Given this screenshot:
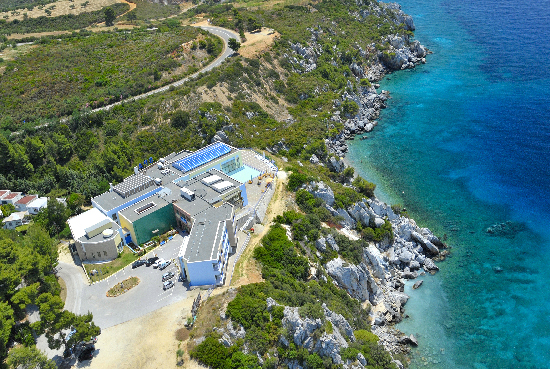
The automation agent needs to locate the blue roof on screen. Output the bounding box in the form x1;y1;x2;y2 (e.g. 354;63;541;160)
172;143;231;173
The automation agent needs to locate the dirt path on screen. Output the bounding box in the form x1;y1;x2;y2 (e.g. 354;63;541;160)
230;170;291;287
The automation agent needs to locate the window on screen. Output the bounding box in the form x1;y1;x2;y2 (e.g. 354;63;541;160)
112;214;117;220
98;252;101;258
103;251;108;256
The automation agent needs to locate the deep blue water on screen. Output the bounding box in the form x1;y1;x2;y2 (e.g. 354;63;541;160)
346;0;550;367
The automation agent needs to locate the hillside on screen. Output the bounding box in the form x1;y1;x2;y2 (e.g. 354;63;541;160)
0;0;432;367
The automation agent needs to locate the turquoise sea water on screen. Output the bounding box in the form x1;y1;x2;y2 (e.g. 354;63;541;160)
346;0;550;368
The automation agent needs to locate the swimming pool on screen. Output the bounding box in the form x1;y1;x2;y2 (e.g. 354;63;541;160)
227;165;261;183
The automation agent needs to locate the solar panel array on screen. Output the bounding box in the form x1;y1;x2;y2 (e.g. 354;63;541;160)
172;142;231;173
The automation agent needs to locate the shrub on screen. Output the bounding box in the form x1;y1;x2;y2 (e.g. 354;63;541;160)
352;176;376;198
287;172;310;191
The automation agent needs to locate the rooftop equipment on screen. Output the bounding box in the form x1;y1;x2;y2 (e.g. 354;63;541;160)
180;187;195;201
212;181;233;193
201;175;222;185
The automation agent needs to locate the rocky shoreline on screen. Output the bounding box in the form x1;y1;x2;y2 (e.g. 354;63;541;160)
217;3;439;367
281;2;440;362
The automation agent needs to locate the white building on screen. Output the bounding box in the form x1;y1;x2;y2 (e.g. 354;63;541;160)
14;195;38;211
2;211;29;230
67;208;123;262
177;204;235;286
26;197;48;215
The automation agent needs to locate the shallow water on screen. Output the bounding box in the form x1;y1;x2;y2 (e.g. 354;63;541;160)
346;0;550;367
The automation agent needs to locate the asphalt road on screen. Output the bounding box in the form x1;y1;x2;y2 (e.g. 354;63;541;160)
90;25;239;114
58;234;188;329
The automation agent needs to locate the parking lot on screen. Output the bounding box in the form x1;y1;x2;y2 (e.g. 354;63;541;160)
59;233;189;329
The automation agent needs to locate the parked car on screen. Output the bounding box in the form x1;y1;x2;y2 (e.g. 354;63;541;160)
146;256;159;266
162;271;174;281
152;258;165;268
77;345;94;362
159;260;171;270
163;280;174;290
132;260;146;269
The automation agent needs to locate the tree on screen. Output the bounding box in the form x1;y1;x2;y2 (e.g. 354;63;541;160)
171;110;190;129
352;176;376;198
0;302;15;359
6;346;56;369
66;193;85;215
35;199;70;236
1;203;15;217
341;100;359;117
104;7;115;27
24;136;45;167
228;38;241;53
127;10;137;22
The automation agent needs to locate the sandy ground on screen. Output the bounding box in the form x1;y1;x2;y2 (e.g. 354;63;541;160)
239;27;280;58
191;21;279;59
83;289;200;369
5;0;137;39
0;0;122;21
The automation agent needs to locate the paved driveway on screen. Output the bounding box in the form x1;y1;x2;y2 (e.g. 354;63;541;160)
58;234;188;329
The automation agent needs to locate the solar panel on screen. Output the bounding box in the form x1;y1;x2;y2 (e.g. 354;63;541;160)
172;143;231;173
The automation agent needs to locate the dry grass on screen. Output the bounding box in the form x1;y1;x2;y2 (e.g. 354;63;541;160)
0;0;121;21
106;276;140;297
175;327;190;341
187;288;237;352
58;276;67;304
230;171;291;287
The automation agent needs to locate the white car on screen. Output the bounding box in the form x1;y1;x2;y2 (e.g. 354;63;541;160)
159;260;171;270
152;258;165;268
163;280;174;290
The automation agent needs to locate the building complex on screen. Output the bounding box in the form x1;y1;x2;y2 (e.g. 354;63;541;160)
67;142;273;286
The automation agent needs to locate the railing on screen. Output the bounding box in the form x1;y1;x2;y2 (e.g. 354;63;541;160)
228;231;252;286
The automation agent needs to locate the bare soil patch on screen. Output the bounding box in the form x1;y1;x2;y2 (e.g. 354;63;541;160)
240;27;280;58
0;0;121;21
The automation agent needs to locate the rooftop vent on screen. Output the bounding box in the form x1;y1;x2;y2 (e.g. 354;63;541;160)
135;202;156;215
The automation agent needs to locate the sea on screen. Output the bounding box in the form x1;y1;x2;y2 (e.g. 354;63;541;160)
345;0;550;368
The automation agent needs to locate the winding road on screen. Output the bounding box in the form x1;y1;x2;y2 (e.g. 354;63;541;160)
90;25;239;113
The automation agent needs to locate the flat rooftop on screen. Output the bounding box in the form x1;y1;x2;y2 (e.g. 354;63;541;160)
174;169;242;205
68;208;113;240
93;184;162;213
78;223;119;243
182;203;233;263
118;194;174;223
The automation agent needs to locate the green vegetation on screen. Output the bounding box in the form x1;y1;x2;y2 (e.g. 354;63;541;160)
6;345;56;369
104;6;115;27
191;223;396;368
83;248;142;282
0;25;219;124
123;0;181;22
0;3;129;35
228;37;240;53
0;224;99;365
